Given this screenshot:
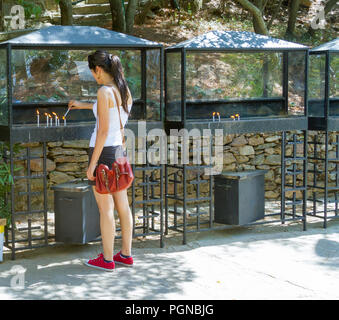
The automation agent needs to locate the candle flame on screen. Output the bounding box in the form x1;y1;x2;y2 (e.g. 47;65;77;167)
48;114;52;118
52;112;57;116
62;116;65;120
44;112;48;116
213;112;216;116
36;109;40;115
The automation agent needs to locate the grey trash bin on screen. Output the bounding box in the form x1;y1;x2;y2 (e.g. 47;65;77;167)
214;170;267;225
51;179;101;244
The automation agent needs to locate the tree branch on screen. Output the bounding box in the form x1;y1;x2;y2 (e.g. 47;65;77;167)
234;0;269;35
267;0;283;30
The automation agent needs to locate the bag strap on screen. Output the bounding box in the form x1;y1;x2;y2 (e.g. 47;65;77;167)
111;87;126;151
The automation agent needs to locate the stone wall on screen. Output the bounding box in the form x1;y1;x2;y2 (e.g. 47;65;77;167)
12;131;337;213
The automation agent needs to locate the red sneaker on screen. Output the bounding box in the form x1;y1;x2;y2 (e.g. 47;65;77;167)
83;253;115;272
113;251;134;267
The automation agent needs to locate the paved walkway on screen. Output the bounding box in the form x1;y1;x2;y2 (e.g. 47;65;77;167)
0;219;339;300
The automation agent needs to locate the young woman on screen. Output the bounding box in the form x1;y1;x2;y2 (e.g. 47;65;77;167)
68;50;133;271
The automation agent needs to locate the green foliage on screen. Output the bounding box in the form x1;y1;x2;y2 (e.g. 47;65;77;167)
0;143;23;227
17;0;43;20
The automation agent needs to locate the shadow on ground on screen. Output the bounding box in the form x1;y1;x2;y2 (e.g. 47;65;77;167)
0;242;195;299
1;218;339;299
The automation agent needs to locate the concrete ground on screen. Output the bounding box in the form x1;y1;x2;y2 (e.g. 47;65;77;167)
0;218;339;300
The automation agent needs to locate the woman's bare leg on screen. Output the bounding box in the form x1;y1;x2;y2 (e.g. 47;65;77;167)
112;189;133;256
92;186;115;261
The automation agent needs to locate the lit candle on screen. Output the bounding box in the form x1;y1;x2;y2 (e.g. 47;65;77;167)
52;112;58;126
57;116;59;126
63;116;66;126
235;114;240;120
44;113;49;126
48;114;53;126
231;115;235;121
212;112;215;122
36;109;40;127
217;112;220;122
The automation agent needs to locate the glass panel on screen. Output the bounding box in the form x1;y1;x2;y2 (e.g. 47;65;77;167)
308;53;326;117
12;49;141;102
11;49;142;124
330;53;339;98
329;53;339;116
186;52;283;100
166;52;181;121
146;49;161;121
288;51;306;116
184;51;284;119
0;48;8;126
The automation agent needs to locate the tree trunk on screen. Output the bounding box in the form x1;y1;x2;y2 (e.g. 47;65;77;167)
170;0;180;10
0;0;4;31
267;0;283;30
59;0;73;26
109;0;126;33
235;0;269;35
324;0;338;15
136;0;155;25
125;0;138;34
182;0;202;13
285;0;301;40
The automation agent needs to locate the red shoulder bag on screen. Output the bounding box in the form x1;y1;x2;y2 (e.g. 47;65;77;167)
95;88;134;194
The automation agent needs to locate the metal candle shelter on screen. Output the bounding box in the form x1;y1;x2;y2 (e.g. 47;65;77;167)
307;38;339;227
164;30;310;244
0;25;164;259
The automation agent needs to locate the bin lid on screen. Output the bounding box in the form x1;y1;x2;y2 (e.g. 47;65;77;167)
214;170;268;180
51;179;91;192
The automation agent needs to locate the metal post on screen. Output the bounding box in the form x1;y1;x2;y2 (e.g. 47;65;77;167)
183;164;187;245
160;163;164;248
160;47;164;122
164;160;168;236
281;131;286;224
141;49;147;120
43;142;48;245
324;131;329;228
131;163;136;238
324;51;330;120
283;52;289;115
181;48;186;126
302;130;308;231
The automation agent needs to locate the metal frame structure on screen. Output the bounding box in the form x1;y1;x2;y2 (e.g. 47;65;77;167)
164;31;309;244
307;38;339;228
0;26;164;259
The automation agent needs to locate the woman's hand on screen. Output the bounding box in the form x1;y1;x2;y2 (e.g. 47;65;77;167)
87;163;96;181
68;100;82;110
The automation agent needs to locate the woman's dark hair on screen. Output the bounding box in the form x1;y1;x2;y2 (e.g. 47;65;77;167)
88;50;131;114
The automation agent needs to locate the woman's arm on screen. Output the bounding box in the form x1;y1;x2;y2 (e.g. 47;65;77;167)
87;87;110;180
68;100;94;110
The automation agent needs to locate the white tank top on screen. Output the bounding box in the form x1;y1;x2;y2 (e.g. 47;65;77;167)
89;86;133;147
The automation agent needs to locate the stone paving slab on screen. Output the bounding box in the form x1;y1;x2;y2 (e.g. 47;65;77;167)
0;219;339;300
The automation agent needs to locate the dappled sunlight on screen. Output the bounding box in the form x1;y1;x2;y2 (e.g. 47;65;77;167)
3;25;161;47
169;30;309;50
